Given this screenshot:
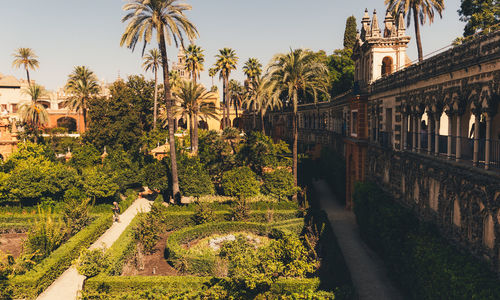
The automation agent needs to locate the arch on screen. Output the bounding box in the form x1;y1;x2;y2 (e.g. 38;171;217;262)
38;100;50;109
57;117;77;132
178;118;187;130
232;117;241;129
381;56;393;76
198;120;208;130
453;199;461;227
484;214;495;249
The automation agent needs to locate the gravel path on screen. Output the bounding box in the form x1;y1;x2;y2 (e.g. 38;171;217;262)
313;180;404;300
36;197;152;300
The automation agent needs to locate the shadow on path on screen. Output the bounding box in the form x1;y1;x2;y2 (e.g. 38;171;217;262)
313;180;403;300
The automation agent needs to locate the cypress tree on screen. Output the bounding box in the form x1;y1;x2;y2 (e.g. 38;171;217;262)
343;16;357;49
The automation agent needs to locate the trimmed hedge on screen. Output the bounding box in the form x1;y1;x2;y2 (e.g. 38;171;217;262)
353;182;500;300
166;221;272;275
105;215;142;276
83;275;328;297
9;213;113;299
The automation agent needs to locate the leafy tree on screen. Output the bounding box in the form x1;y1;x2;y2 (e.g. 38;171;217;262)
103;148;141;192
343;16;357;49
385;0;444;62
141;159;169;194
84;80;143;152
222;166;260;199
198;130;235;187
70;144;101;171
82;167;119;201
143;49;162;129
121;0;199;200
178;156;214;197
12;48;39;87
459;0;500;36
327;49;355;97
243;58;262;81
262;169;300;201
2;141;54;172
126;75;155;133
237;131;291;175
19;84;49;140
192;202;215;224
267;49;329;191
214;48;238;129
64;66;100;130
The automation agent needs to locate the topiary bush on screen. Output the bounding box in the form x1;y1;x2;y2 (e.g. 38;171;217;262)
76;248;110;278
192;202;215;225
262;168;300;201
222;167;260;199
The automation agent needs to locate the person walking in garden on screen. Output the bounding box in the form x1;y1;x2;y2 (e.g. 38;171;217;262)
112;202;120;222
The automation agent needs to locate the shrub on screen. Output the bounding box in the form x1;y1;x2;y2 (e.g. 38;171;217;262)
76;248;110;277
24;208;65;263
262;168;300;201
134;203;167;254
192;202;215;225
69;144;101;170
353;182;500;300
222;167;260;199
82;167;120;201
2;142;55;172
140;160;168;194
178;157;214;197
229;200;250;221
62;188;92;237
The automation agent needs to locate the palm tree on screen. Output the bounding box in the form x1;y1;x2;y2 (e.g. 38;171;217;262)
244;75;282;134
228;79;243;120
243;58;262;82
169;70;182;92
385;0;444;62
64;66;100;131
143;49;162;129
20;84;49;141
214;48;238;129
184;44;205;84
121;0;198;200
208;67;217;87
12;48;39;87
267;49;329;190
169;80;217;153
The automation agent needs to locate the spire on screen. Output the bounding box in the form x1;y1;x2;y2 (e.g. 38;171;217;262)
398;12;406;36
360;8;371;40
384;11;395;37
371;9;381;37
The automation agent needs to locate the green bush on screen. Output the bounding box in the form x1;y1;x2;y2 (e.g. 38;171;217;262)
178;156;214;197
76;248;110;277
222;167;260;199
353;182;500;300
140;160;168;194
262;168;300;201
105;216;141;276
192;202;215;225
134;203;167;254
62;189;92;237
69;144;101;171
24;208;65;263
10;213;112;299
229;200;250;221
82;167;119;201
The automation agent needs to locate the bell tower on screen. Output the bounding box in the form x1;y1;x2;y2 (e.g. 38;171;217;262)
353;9;411;91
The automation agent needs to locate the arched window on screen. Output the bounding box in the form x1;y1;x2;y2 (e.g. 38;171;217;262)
381;56;393;76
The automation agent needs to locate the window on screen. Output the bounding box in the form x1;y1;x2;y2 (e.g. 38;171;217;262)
381;56;393;76
11;104;17;113
351;110;358;137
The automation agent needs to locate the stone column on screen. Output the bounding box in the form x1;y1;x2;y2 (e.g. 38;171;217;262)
402;114;407;150
473;113;480;167
456;114;462;162
485;114;491;170
427;114;432;154
417;115;423;152
435;116;441;156
412;115;417;152
447;113;453;159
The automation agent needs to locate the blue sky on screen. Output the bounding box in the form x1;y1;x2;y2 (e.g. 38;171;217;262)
0;0;464;91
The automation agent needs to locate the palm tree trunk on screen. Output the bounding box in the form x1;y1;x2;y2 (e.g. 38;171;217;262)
222;77;228;129
158;28;180;201
253;103;257;130
260;110;265;135
225;77;230;128
25;68;31;88
292;92;298;199
193;110;199;154
413;7;424;62
189;112;194;152
83;108;87;132
153;70;158;130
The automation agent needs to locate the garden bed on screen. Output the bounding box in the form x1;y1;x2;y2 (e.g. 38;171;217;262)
0;232;27;258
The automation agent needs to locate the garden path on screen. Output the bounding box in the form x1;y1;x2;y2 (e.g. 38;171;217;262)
313;180;404;300
36;197;152;300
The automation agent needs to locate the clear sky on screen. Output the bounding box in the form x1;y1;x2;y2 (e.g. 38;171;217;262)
0;0;464;91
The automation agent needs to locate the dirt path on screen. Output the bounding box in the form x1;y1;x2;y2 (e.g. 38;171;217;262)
36;197;152;300
313;180;404;300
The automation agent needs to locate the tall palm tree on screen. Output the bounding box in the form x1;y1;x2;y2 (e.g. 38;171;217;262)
184;44;205;84
64;66;100;131
143;49;162;129
20;84;49;141
208;67;217;88
243;58;262;82
12;48;39;87
169;70;182;92
267;49;329;189
121;0;198;200
228;79;243;120
244;75;282;134
214;48;238;129
385;0;444;62
168;80;217;153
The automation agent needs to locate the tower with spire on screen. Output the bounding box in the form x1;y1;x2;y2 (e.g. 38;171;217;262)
353;9;411;91
171;46;190;81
